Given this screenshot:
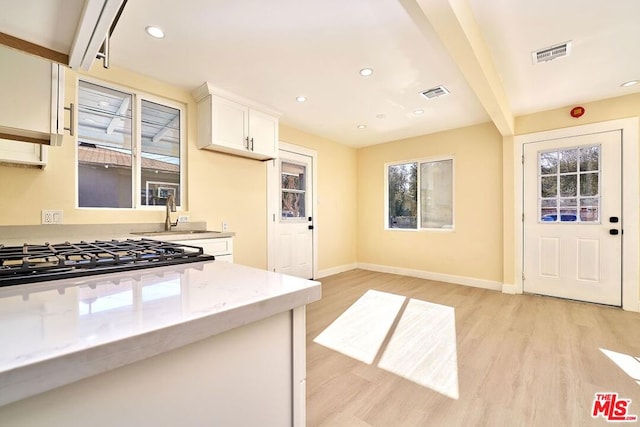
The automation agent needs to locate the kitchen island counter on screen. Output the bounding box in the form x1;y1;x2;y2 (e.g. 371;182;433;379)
0;260;320;426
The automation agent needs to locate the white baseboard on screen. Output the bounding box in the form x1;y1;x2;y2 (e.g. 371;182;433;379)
316;263;358;279
623;299;640;312
357;263;503;291
501;283;519;294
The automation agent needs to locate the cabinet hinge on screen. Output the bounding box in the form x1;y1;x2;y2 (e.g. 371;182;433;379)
522;213;525;222
522;273;526;281
272;213;276;222
521;155;525;164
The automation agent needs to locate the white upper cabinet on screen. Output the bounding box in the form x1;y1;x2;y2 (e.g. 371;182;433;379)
248;108;278;158
193;83;280;160
0;45;65;148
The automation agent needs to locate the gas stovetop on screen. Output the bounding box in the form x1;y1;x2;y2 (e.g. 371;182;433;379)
0;239;215;287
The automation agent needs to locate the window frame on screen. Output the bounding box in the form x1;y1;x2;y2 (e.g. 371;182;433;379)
75;77;186;211
384;155;455;232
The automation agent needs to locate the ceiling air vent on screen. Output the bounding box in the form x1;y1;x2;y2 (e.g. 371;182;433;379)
420;85;450;100
532;41;572;64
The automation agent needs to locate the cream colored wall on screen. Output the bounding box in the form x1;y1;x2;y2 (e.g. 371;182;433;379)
279;124;358;272
516;93;640;135
501;135;515;285
356;122;504;283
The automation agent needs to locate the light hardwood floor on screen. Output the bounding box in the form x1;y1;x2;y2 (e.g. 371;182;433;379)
306;269;640;426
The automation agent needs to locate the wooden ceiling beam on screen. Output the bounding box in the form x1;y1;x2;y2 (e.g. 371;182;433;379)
0;32;68;65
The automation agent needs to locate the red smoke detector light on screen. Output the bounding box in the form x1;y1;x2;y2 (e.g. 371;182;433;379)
570;106;585;118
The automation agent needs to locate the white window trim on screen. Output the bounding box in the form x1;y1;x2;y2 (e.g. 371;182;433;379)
384;154;455;232
75;77;187;211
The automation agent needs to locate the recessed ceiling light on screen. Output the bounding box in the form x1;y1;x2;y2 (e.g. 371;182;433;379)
413;109;425;115
359;68;373;77
296;95;307;102
621;80;639;88
357;124;367;129
376;113;386;119
145;26;165;39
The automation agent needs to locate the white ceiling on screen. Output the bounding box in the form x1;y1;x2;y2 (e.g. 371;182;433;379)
1;0;640;148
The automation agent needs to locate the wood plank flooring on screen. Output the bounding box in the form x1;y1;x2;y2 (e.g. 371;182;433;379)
306;269;640;426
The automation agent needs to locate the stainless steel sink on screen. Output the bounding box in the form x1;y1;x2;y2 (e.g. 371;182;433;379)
131;230;220;237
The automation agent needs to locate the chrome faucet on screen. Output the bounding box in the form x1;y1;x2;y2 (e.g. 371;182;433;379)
165;194;179;231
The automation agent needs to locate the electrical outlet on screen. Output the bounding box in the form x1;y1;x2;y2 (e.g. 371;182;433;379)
178;215;189;223
222;221;228;231
41;210;63;225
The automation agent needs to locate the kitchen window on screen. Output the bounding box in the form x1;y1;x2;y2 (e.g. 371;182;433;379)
77;80;184;209
385;157;454;230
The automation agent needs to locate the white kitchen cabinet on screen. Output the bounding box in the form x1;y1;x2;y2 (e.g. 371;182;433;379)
0;46;65;150
175;237;234;263
0;140;47;167
193;83;279;160
248;107;279;157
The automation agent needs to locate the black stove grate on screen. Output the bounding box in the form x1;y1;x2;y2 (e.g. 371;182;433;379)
0;239;215;287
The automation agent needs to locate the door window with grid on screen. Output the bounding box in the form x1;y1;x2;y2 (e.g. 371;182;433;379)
538;145;600;223
281;161;306;219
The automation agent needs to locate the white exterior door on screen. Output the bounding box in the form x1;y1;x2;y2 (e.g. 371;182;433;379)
273;149;314;279
523;130;622;306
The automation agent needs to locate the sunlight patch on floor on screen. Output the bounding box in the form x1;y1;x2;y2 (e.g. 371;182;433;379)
378;298;459;399
313;290;405;364
314;290;459;399
600;348;640;386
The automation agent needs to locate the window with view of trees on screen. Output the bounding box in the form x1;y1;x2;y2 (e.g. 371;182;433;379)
386;157;454;230
77;80;183;209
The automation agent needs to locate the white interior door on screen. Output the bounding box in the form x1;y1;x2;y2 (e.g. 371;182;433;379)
273;150;314;279
523;130;622;306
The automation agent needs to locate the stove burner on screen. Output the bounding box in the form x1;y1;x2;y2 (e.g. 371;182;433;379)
0;239;215;287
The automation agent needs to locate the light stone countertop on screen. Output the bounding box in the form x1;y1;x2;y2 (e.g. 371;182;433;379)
0;222;235;246
0;261;321;407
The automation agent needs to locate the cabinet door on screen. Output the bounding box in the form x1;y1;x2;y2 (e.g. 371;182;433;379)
212;96;249;151
174;238;233;262
0;46;63;145
0;140;47;166
249;109;278;159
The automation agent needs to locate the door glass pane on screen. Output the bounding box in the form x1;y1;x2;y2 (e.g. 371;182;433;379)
140;100;181;206
540;199;557;221
281;162;306;219
77;81;133;208
559;149;578;173
560;175;577;197
559;198;577;222
580;173;598;197
388;163;417;229
540;151;558;175
580;198;599;221
541;176;557;197
580;146;599;171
